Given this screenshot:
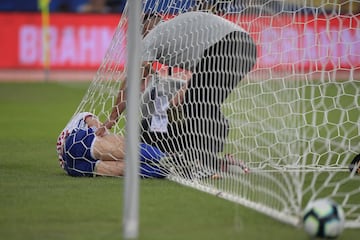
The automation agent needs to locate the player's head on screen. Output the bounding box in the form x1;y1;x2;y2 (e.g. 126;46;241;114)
349;153;360;174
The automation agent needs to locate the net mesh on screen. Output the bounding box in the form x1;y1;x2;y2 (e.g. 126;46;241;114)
69;0;360;228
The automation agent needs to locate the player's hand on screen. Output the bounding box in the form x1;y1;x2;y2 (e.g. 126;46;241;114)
95;125;108;137
95;120;115;137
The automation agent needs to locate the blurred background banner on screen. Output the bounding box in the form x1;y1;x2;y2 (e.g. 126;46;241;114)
0;13;120;70
0;12;359;71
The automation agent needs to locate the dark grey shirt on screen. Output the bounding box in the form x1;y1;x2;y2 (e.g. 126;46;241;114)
142;11;246;70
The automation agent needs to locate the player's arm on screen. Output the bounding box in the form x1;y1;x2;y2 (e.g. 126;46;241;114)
95;81;127;136
169;80;189;107
96;61;153;136
168;68;192;107
105;81;127;129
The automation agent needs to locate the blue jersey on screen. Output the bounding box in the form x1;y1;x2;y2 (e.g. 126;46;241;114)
62;127;98;177
63;137;168;178
58;113;168;178
56;112;95;170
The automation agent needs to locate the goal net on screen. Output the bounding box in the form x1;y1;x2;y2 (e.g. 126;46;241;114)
72;0;360;228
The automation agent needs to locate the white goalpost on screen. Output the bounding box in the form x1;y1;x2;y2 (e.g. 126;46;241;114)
123;1;142;239
72;0;360;232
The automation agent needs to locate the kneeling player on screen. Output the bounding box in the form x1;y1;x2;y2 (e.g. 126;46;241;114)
56;112;168;178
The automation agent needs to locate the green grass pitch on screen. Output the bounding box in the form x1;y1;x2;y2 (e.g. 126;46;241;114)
0;82;359;240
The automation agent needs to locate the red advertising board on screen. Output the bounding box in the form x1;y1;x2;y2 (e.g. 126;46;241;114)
0;12;359;71
0;13;119;69
229;14;360;71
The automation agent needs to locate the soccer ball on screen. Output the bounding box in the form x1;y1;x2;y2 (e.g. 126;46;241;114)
302;198;345;239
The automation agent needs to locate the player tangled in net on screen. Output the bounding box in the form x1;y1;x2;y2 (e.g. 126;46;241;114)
95;10;257;179
56;112;169;178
